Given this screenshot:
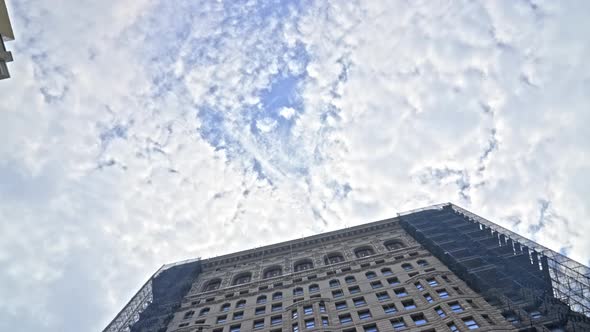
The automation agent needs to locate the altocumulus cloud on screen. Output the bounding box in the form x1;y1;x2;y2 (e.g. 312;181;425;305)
0;0;589;331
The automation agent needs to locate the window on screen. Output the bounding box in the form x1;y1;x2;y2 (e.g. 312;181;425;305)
303;305;313;315
354;297;367;307
183;310;195;319
199;308;210;316
365;271;377;279
272;303;282;312
293;287;304;296
462;317;479;330
394;288;408;297
345;276;357;284
229;325;241;332
358;309;372;320
349;286;361;294
402;300;416;310
529;310;542;319
339;314;353;324
294;259;314;272
292;323;299;332
292;310;298;319
417;260;429;267
233;273;252;285
371;281;383;289
233;311;244;320
388;277;400;286
255;306;265;315
424;293;434;303
305;318;315;329
257;295;267;304
203;279;222;291
325;253;345;264
272;292;283;301
412;313;427;326
383;303;398;314
415;282;424;291
217;315;227;324
319;302;326;313
178;323;189;328
330;279;341;287
448;322;458;332
453;286;464;295
376;292;390;301
385;240;405;250
271;315;282;326
426;278;438;287
481;314;495;325
401;263;413;271
321;316;329;326
355;247;375;258
253;319;264;329
336;301;348;310
449;302;463;313
332;289;344;298
391;318;407;330
435;306;446;318
364;324;378;332
264;266;282;278
503;311;519;324
220;303;230;312
309;284;319;293
381;268;393;276
236;300;246;309
437;289;449;298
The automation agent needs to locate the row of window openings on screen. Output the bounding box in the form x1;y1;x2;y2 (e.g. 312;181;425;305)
187;276;448;318
203;240;419;290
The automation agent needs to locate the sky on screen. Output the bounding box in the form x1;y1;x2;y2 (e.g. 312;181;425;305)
0;0;589;331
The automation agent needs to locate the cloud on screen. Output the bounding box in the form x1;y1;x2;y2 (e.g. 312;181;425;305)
0;1;589;331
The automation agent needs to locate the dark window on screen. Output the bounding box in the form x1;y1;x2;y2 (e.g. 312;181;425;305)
462;317;479;330
345;276;356;284
220;304;230;312
349;286;361;294
381;268;393;276
229;325;241;332
401;263;413;271
417;260;429;267
394;288;408;297
354;297;367;307
371;281;383;289
366;271;377;279
293;287;304;296
412;313;427;325
383;303;397;314
183;310;195;319
204;279;222;291
257;295;267;304
402;300;416;310
264;266;282;278
233;311;244;320
336;301;348;310
294;259;314;272
319;302;326;313
325;253;345;264
236;300;246;309
376;292;390;301
255;306;265;315
309;284;320;293
388;277;400;286
364;324;378;332
391;318;406;330
415;282;424;291
199;308;210;316
355;247;375;258
358;309;372;320
272;292;283;301
330;279;341;288
332;289;344;298
271;303;282;312
385;240;405;251
217;315;227;324
271;315;282;326
253;319;264;329
339;314;353;324
233;273;252;285
481;314;495;325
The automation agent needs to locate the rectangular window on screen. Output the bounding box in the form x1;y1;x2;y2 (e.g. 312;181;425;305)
448;323;458;332
272;303;282;312
424;293;434;303
339;314;353;324
449;302;463;313
332;290;344;298
415;282;424;291
412;313;427;326
383;303;397;314
309;285;319;292
217;315;227;324
336;301;348;310
364;324;378;332
376;292;390;301
354;297;367;307
437;289;449;298
391;318;406;330
453;286;464;295
305;318;315;329
321;316;329;326
229;325;241;332
358;309;372;320
388;277;400;286
319;302;326;313
253;319;264;330
394;288;408;297
292;310;298;319
462;317;479;330
402;300;416;310
482;314;495;325
349;286;361;294
427;278;438;287
271;316;282;326
255;307;265;315
371;281;383;289
292;324;299;332
303;306;313;315
435;307;446;318
233;312;244;320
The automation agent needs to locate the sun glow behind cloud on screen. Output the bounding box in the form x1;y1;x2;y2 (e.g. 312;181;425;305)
0;0;589;331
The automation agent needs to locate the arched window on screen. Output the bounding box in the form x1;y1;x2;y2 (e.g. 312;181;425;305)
199;307;210;316
257;295;267;304
183;310;195;319
236;300;246;308
384;240;405;251
220;303;230;312
345;276;356;284
365;271;377;279
203;278;222;292
329;279;341;288
309;284;320;293
417;259;429;267
263;265;282;279
354;246;375;258
324;253;345;265
294;259;314;272
402;263;413;271
272;292;283;301
232;272;252;285
293;287;304;296
381;268;393;276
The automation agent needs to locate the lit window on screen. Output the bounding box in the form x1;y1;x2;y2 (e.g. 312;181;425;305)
426;278;438;287
257;295;267;304
395;288;408;297
271;316;282;326
424;293;434;303
336;301;348;310
354;297;367;307
437;289;449;298
383;303;397;314
303;306;313;315
339;314;353;324
272;292;283;301
463;318;479;330
330;279;341;287
435;307;446;318
349;286;361;294
371;281;383;289
366;271;377;279
358;309;372;320
381;268;393;276
415;282;424;291
448;323;458;332
305;319;315;329
388;277;400;286
391;318;407;330
376;292;390;301
309;284;320;293
402;300;416;310
412;313;427;326
449;302;463;313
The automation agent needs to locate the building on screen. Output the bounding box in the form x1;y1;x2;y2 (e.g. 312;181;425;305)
0;0;14;80
104;203;590;332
